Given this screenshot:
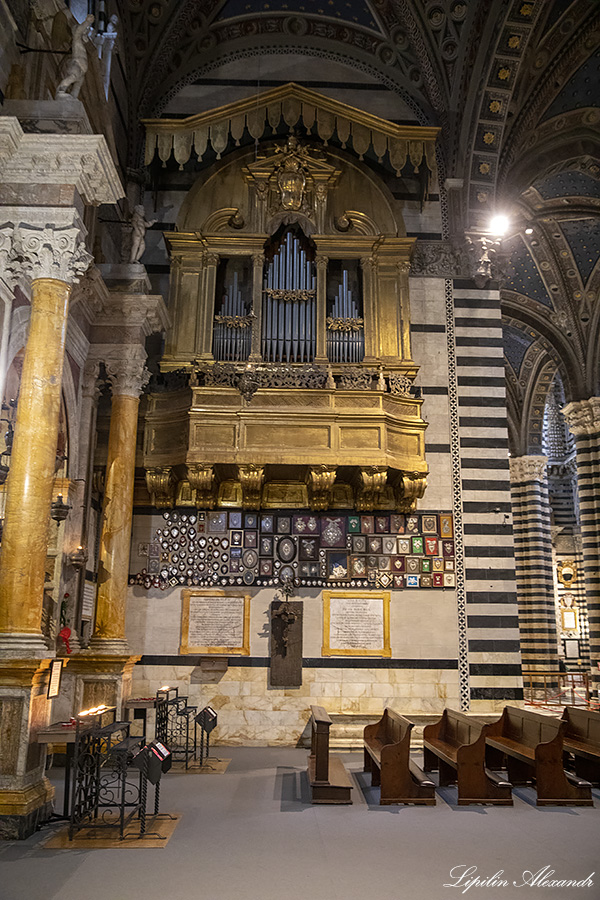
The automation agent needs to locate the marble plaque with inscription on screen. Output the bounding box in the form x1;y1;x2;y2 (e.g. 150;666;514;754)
322;591;391;657
180;590;250;654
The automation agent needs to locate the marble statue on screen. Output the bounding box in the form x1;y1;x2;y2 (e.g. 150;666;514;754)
92;14;118;99
55;14;95;100
129;205;157;264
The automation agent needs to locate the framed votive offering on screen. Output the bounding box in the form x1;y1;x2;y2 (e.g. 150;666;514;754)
230;547;242;559
433;557;444;572
368;536;382;553
421;558;431;574
443;572;456;587
406;556;420;574
260;514;274;532
244;530;258;548
348;515;361;533
421;515;438;535
259;535;273;557
207;511;227;533
299;537;319;560
327;550;349;581
391;556;406;573
439;514;453;538
411;535;424;555
442;540;455;557
444;559;455;571
322;590;391;657
378;556;391;571
375;516;389;534
397;538;411;555
228;511;242;529
382;536;397;554
421;574;433;588
379;572;392;588
406;574;419;587
360;515;374;533
424;537;439;556
352;534;367;554
245;513;258;529
350;556;367;577
393;574;404;589
321;516;346;547
231;530;243;546
367;570;377;583
433;573;443;587
259;559;273;576
230;559;241;573
406;515;420;533
277;515;291;533
390;514;405;533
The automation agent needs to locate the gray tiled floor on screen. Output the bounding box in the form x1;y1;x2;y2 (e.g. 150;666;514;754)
1;747;598;900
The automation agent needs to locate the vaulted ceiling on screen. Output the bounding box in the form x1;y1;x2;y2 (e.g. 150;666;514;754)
115;0;600;408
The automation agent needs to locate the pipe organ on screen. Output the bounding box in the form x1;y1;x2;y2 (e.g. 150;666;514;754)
149;124;431;512
262;231;316;363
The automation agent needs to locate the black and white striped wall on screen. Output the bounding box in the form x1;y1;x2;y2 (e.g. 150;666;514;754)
509;456;559;685
451;279;522;710
563;397;600;695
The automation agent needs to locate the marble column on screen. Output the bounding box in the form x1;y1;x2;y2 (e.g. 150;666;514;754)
0;221;91;654
0;220;91;840
563;398;600;696
509;456;559;685
90;354;149;654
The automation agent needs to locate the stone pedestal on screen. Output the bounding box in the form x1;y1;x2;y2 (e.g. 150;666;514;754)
0;660;56;840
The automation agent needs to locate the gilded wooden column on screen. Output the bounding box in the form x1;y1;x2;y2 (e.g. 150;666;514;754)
397;259;413;362
197;251;219;360
0;222;91;655
249;251;264;361
360;255;378;363
315;255;328;363
90;355;149;653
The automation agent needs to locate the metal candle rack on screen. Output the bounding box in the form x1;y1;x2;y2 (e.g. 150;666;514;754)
155;687;199;769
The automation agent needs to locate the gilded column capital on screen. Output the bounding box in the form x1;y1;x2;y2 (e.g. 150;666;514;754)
562;397;600;436
105;354;150;399
396;260;411;276
252;251;264;267
204;251;220;268
316;255;329;271
360;255;376;271
0;222;92;285
509;455;548;484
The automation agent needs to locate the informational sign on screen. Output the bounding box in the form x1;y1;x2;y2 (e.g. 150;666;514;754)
322;590;391;657
47;658;64;699
180;590;250;655
81;582;95;620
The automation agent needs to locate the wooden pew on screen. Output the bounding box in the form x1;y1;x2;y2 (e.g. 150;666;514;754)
485;706;593;806
423;708;512;805
363;708;435;805
561;706;600;784
307;705;353;804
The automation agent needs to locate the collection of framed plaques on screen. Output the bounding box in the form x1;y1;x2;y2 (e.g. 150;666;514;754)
132;509;456;592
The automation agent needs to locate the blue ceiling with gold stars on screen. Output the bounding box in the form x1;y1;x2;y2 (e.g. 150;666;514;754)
560;219;600;284
541;49;600;122
535;171;600;200
503;323;534;375
504;236;553;308
218;0;380;30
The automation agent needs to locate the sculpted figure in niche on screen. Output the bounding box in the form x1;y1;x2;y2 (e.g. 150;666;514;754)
276;134;309;211
129;205;157;264
55;14;95;99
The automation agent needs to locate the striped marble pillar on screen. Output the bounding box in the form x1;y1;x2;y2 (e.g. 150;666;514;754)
563;398;600;697
509;456;559;686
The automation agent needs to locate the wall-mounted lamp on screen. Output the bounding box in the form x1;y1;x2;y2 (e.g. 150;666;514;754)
68;545;88;569
50;494;71;523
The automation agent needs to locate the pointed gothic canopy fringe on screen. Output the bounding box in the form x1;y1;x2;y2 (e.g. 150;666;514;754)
142;83;440;186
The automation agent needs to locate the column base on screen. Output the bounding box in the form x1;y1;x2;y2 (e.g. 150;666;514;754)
0;779;55;841
87;637;130;656
0;633;53;658
53;651;141;720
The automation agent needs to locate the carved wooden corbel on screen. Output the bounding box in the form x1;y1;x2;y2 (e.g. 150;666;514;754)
238;464;265;509
187;463;217;509
395;471;427;512
145;465;176;509
355;466;387;511
306;465;337;511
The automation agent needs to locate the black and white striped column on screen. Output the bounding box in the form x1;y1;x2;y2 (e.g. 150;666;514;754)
562;398;600;696
509;456;559;685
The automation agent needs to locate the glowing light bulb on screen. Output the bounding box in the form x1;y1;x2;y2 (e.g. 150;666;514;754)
525;227;533;235
489;215;509;236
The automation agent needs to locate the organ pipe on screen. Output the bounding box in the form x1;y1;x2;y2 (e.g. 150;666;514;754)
262;232;316;363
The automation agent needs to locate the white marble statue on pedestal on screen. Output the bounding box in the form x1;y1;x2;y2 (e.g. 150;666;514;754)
129;205;157;264
55;14;94;100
